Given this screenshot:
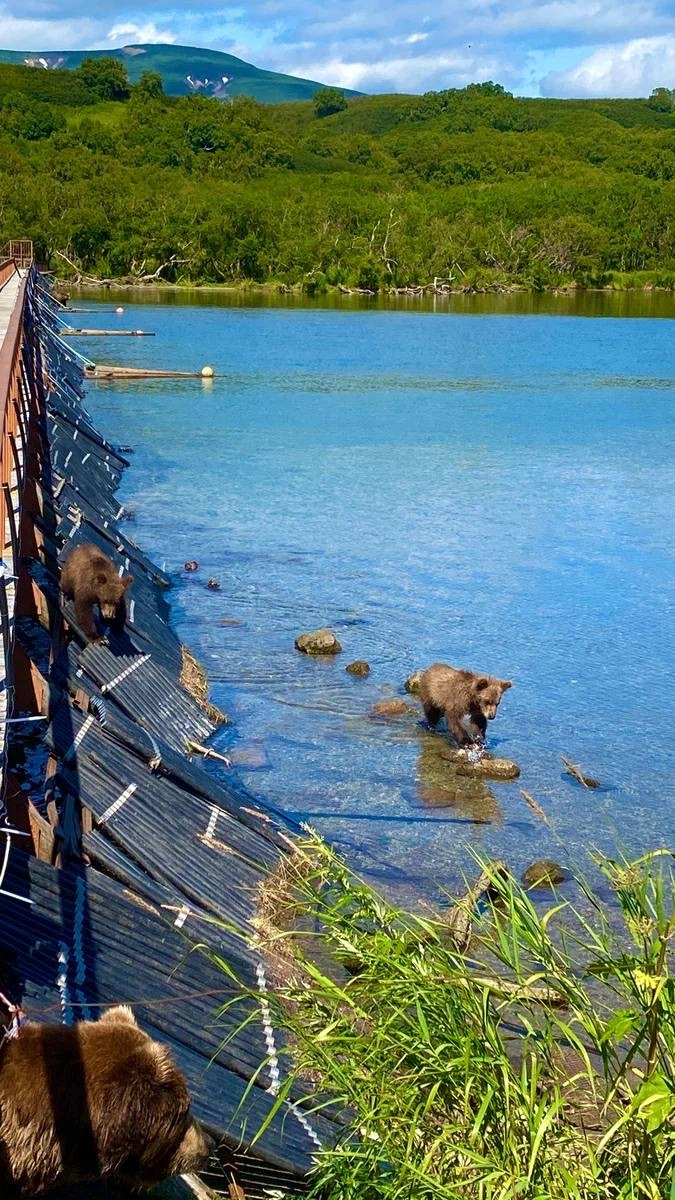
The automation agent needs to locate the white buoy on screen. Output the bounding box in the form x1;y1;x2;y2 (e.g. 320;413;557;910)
115;306;124;314
201;365;214;378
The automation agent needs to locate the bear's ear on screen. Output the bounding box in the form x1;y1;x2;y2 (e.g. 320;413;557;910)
144;1039;177;1084
474;677;491;692
500;680;512;692
99;1005;138;1027
121;575;133;591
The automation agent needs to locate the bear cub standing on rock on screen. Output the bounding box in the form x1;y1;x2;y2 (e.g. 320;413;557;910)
61;543;132;642
419;662;512;747
0;1005;212;1197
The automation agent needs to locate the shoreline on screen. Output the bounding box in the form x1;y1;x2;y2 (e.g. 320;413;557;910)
59;277;675;299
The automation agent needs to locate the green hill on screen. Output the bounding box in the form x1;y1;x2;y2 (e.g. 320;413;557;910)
1;76;675;291
0;42;360;104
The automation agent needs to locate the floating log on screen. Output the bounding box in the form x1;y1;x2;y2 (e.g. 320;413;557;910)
85;364;210;380
64;328;155;336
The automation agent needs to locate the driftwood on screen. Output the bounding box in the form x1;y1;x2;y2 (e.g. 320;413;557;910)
85;365;206;380
561;756;600;789
444;861;509;950
453;973;568;1007
520;789;549;824
64;328;155;337
186;739;232;768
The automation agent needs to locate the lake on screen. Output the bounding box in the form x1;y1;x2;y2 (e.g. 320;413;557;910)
76;289;675;907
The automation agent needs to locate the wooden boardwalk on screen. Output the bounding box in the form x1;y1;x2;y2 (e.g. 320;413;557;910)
0;269;22;337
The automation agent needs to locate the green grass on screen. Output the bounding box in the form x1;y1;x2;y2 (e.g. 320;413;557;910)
208;838;674;1199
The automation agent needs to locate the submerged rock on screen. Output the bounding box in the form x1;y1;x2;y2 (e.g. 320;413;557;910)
455;756;520;781
522;859;566;889
184;561;199;572
369;698;415;719
404;670;423;695
295;628;342;655
207;578;221;590
346;660;370;676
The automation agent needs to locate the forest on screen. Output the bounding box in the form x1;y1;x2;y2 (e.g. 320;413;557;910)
2;57;675;291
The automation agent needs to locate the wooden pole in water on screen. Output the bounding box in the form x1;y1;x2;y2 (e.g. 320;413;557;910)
63;329;155;337
85;364;214;379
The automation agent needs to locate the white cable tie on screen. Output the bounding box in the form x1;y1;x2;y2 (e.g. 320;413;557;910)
99;783;137;825
101;654;150;694
63;714;94;761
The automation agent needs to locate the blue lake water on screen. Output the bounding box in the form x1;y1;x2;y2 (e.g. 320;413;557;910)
76;292;675;907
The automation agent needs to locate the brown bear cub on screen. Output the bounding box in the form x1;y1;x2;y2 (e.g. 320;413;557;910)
419;662;512;747
61;543;132;642
0;1005;212;1197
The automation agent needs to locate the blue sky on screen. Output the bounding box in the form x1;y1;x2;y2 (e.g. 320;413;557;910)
2;1;675;97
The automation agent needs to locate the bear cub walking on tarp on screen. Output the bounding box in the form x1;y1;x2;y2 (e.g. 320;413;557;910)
0;1005;212;1196
61;543;132;642
419;662;512;747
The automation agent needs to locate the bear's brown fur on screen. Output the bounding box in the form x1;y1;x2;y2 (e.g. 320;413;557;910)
419;662;512;747
61;543;132;642
0;1006;211;1197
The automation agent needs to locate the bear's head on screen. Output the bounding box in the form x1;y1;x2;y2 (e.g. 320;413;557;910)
96;573;132;621
90;1007;213;1186
473;676;512;721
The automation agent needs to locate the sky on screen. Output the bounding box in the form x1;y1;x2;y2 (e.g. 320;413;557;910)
1;1;675;99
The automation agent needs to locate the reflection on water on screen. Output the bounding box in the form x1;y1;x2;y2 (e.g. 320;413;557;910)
82;295;675;908
416;737;504;827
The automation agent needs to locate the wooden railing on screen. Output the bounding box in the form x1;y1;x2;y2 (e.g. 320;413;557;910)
0;259;17;290
0;263;34;820
2;240;34;272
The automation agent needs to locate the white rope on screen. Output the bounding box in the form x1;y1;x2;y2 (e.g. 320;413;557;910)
255;960;281;1096
205;806;219;840
255;959;323;1149
100;782;137;825
57;943;72;1025
101;654;150;694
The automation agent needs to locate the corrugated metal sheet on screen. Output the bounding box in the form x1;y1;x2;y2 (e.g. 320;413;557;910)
0;278;340;1185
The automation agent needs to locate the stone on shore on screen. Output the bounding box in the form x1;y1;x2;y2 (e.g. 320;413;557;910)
295;628;342;655
346;660;370;676
522;859;566;888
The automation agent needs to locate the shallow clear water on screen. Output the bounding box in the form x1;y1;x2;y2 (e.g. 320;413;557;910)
77;292;675;907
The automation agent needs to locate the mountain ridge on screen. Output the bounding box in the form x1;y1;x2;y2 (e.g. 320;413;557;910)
0;41;361;104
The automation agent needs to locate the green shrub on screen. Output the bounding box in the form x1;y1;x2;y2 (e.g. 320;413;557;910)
212;838;674;1199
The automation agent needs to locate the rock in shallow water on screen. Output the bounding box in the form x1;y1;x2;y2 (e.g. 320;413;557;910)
369;698;416;718
346;659;370;676
522;859;566;888
295;627;342;655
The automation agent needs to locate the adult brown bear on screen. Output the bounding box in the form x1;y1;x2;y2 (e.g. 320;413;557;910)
419;663;512;747
0;1006;212;1197
60;543;132;642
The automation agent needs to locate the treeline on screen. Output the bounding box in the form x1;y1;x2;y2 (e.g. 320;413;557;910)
2;61;675;290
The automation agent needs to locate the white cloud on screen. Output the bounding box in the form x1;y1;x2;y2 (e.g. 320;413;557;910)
542;34;675;96
0;9;101;48
107;21;177;46
405;32;428;44
288;49;514;92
